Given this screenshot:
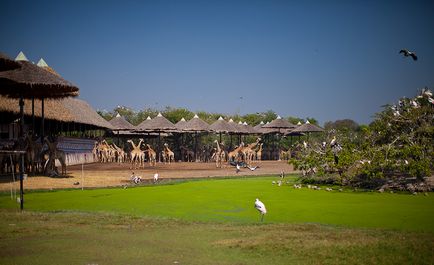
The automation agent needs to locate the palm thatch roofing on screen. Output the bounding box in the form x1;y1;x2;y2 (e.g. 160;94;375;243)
109;113;135;130
0;53;21;72
0;52;79;99
209;116;237;133
183;114;210;132
175;117;188;131
290;121;324;133
242;122;258;134
136;116;152;131
0;95;113;129
262;116;296;129
135;113;176;132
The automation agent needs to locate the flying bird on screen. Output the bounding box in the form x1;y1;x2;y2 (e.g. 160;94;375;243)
254;198;267;222
399;49;417;61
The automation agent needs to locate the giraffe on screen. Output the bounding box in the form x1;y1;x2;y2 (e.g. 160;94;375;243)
127;138;144;169
180;145;194;162
256;143;263;161
145;144;157;166
25;133;43;174
213;140;227;168
241;137;261;164
162;143;175;164
228;142;245;163
44;137;67;176
111;142;126;163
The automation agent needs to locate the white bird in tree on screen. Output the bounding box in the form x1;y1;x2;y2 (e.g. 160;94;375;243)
399;49;417;61
254;198;267;222
330;136;337;147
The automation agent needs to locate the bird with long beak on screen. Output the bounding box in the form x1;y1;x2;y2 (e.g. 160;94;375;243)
254;198;267;222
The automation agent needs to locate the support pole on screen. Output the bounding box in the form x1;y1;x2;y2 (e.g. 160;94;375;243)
19;97;24;210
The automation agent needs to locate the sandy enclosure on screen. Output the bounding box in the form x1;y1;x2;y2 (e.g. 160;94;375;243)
0;161;294;191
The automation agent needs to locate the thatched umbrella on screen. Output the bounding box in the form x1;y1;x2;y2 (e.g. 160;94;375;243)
0;51;79;210
262;115;295;133
242;122;258;135
209;116;236;143
135;113;176;162
109;113;135;145
290;120;324;141
175;117;188;132
261;116;296;160
183;114;210;161
136;116;152;131
0;53;21;72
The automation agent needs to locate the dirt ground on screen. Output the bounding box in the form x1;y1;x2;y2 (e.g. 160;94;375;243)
0;161;294;191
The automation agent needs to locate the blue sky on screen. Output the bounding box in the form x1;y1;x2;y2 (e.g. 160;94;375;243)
1;0;433;125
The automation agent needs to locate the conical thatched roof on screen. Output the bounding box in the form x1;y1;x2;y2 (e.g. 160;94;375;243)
183;114;210;132
0;53;79;99
61;98;114;129
136;113;176;132
175;117;188;131
0;53;21;72
262;115;295;129
209;116;237;133
109;113;135;130
0;95;113;129
291;120;324;133
242;122;258;134
227;119;241;134
136;116;152;131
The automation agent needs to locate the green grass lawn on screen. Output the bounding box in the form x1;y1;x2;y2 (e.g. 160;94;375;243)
1;176;434;264
1;176;433;231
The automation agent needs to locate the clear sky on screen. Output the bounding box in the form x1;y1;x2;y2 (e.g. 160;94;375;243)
1;0;433;125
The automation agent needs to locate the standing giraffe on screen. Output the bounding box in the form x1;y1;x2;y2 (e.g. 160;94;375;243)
145;144;157;166
228;142;245;163
162;143;175;164
127;138;144;169
213;140;227;168
256;143;263;161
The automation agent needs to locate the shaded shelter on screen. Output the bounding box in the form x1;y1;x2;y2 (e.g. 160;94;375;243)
209;116;237;143
289;120;324;141
109;113;135;145
262;116;296;160
0;51;79;210
134;113;176;162
182;114;210;161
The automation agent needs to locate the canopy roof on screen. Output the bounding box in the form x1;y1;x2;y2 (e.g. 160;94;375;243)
135;113;176;132
209;116;237;133
175;117;188;131
109;113;135;131
183;114;210;132
0;95;113;129
0;53;21;72
290;120;324;133
0;52;79;99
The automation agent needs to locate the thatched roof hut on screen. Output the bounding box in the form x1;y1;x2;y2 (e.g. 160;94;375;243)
109;113;135;130
242;122;258;134
0;53;79;99
290;120;324;134
135;116;152;131
262;115;295;134
209;116;237;133
0;53;21;72
183;114;209;132
136;113;176;132
175;117;188;131
0;95;113;129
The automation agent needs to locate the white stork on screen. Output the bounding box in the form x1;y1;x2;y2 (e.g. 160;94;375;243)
254;198;267;222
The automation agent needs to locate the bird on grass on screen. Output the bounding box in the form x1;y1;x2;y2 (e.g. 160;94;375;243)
236;163;241;173
399;49;417;61
153;173;159;183
254;198;267;222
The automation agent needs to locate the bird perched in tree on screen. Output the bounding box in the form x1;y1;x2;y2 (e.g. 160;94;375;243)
254;198;267;222
399;49;417;61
